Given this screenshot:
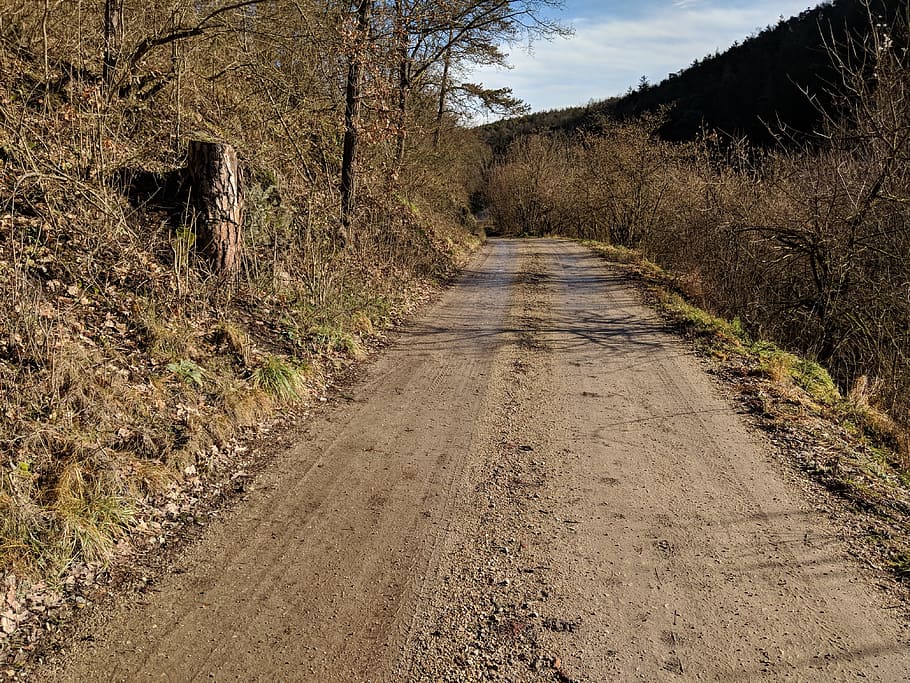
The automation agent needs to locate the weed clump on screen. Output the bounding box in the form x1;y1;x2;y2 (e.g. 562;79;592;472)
252;356;307;402
51;459;135;566
166;360;206;388
310;325;364;358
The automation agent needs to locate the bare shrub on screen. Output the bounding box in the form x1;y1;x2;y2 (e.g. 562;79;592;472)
486;134;580;235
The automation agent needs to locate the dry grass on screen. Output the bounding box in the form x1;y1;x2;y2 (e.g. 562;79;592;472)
252;357;308;402
0;32;481;587
0;198;471;580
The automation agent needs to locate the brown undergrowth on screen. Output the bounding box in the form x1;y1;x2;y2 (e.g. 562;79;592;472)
585;240;910;590
0;198;479;665
0;0;491;669
0;76;481;674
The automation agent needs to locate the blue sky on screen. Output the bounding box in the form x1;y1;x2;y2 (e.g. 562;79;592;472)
471;0;820;119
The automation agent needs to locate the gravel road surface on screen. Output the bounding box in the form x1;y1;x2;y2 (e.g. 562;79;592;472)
51;239;909;681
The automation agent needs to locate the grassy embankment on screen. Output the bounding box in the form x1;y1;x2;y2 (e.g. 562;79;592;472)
0;210;480;574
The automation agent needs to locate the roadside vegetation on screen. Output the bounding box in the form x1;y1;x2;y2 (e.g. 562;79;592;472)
486;5;910;448
489;106;910;433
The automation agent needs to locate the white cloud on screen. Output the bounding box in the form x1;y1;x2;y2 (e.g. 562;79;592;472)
471;1;815;119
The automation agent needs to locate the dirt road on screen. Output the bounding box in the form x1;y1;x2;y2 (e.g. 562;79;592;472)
51;239;909;681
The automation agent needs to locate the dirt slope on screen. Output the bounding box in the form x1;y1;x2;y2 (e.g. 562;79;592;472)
47;239;909;681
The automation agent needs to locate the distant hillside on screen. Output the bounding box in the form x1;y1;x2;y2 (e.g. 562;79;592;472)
483;0;901;149
481;102;610;155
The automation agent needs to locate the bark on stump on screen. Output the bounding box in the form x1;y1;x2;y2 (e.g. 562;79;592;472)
188;140;243;275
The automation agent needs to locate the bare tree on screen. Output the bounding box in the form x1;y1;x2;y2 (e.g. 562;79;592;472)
340;0;373;240
389;0;568;165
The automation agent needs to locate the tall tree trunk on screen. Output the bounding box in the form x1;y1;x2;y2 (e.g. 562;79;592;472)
392;0;408;167
395;58;409;166
340;0;372;240
433;40;452;150
188;140;244;276
103;0;124;97
172;9;182;152
41;0;50;88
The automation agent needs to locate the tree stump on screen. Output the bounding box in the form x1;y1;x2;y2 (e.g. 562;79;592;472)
188;140;244;275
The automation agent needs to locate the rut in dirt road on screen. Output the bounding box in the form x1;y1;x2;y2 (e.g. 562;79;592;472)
48;239;909;682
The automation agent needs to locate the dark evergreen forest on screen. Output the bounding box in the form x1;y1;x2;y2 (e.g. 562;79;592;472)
483;0;902;151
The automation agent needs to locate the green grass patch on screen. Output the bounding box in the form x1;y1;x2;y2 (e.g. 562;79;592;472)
660;291;748;352
792;358;840;406
751;341;839;406
252;356;307;402
166;359;206;388
309;324;363;357
890;549;910;579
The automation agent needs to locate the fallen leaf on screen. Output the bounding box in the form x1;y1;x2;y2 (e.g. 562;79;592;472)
1;616;15;635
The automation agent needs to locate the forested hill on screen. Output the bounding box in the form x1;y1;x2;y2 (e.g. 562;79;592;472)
483;0;899;149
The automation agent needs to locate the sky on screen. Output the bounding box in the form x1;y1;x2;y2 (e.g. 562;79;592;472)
471;0;821;119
